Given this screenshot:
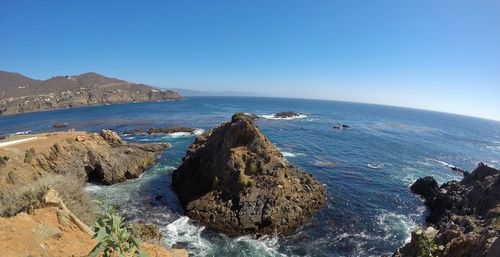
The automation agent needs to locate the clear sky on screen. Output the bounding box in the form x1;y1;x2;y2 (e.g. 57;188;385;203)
1;1;499;120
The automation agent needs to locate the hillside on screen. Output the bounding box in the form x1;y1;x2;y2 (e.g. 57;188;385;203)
0;71;182;115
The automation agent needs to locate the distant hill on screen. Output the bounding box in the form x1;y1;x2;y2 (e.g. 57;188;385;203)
0;71;181;115
169;88;260;97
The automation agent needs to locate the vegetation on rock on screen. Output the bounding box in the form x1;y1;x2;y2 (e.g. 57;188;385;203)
90;200;148;257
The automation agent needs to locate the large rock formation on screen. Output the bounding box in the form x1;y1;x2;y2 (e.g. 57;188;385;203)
0;130;168;190
172;113;326;235
392;163;500;257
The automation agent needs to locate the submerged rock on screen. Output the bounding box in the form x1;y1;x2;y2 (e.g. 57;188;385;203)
172;113;326;235
392;163;500;257
52;122;68;128
332;124;350;129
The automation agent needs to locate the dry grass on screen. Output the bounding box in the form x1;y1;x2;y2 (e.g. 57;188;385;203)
0;173;97;224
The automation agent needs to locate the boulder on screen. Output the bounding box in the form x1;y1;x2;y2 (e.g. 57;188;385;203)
172;113;326;235
410;176;440;205
100;129;123;146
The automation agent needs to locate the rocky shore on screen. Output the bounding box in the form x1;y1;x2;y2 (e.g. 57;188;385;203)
391;163;500;257
0;130;168;190
172;113;326;235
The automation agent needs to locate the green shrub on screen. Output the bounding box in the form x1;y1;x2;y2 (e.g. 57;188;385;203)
0;174;97;224
24;147;36;163
247;161;258;173
231;112;246;122
238;170;254;187
131;223;162;244
90;200;148;257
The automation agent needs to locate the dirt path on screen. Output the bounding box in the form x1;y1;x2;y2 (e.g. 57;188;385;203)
0;136;40;148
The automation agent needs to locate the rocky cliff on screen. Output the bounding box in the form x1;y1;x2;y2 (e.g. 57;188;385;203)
0;71;182;115
392;163;500;257
172;113;326;235
0;130;168;191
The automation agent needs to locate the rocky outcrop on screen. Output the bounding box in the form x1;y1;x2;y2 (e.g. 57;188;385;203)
392;163;500;257
172;113;326;235
123;127;196;135
274;111;302;118
0;131;168;190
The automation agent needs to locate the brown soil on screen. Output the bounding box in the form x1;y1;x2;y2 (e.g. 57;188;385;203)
0;207;188;257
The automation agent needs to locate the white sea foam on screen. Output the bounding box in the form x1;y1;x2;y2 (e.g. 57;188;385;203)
376;211;419;243
193;128;205;135
281;152;296;157
367;163;384;169
260;113;308;120
428;158;456;169
13;130;32;135
84;183;104;192
231;235;287;257
168;129;205;138
162;216;212;255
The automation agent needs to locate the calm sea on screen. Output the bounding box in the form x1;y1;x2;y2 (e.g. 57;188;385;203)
1;97;499;256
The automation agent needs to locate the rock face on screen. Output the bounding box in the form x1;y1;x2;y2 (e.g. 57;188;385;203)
172;114;326;235
0;131;168;189
392;163;500;257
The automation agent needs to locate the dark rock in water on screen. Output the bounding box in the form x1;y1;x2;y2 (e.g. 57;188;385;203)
450;166;467;175
123;127;196;135
274;111;301;118
123;129;146;134
410;176;440;205
147;127;195;134
52;122;68;128
172;113;326;235
332;124;350;129
392;163;500;257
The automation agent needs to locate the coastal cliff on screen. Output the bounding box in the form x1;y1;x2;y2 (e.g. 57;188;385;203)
172;113;326;235
0;130;168;190
392;163;500;257
0;71;182;115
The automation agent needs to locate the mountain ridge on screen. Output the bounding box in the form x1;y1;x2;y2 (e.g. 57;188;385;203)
0;71;181;115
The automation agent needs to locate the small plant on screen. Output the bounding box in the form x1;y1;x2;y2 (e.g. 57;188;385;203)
90;200;148;257
231;112;246;122
416;228;438;257
238;170;254;187
24;147;36;163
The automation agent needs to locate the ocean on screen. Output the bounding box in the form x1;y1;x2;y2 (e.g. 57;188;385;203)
1;96;499;256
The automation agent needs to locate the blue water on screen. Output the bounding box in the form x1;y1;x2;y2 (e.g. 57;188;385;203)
1;97;500;257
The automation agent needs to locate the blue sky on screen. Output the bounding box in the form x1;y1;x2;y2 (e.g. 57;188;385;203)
1;1;499;120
